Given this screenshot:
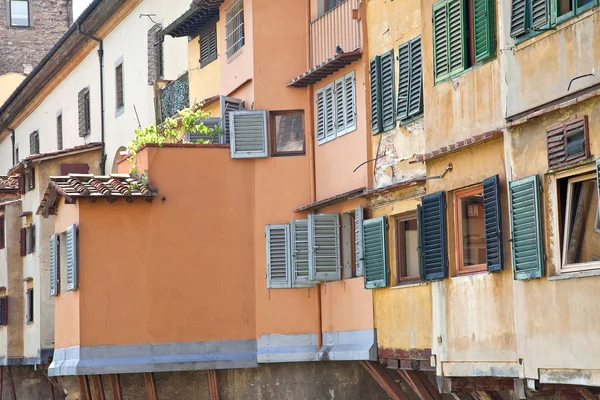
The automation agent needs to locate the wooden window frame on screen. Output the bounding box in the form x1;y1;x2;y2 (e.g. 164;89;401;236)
454;184;487;275
9;0;30;27
395;211;420;284
546;116;590;170
270;110;305;157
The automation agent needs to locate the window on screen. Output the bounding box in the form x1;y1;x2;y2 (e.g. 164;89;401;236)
323;0;344;13
270;111;305;156
316;71;356;144
25;225;35;255
395;213;420;283
547;116;589;170
14;147;19;164
9;0;29;27
0;215;5;250
370;51;395;134
199;24;218;68
397;37;424;123
433;0;495;83
78;87;91;137
455;185;487;274
115;62;124;114
148;24;164;85
225;0;245;58
29;130;39;155
26;287;33;323
57;113;63;151
0;295;7;326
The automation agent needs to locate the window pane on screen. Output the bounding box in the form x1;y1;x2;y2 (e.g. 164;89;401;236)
274;113;304;153
460;193;486;267
565;179;600;264
578;0;594;7
403;220;419;277
558;0;573;16
10;0;29;26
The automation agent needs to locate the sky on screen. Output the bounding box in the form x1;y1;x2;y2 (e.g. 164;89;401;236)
73;0;93;21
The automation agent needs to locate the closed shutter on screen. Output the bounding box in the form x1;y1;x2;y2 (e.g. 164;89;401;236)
363;216;388;289
509;175;544;280
324;84;336;141
291;219;313;287
344;72;357;132
380;50;396;132
186;117;221;144
419;192;448;281
316;89;326;143
447;0;466;76
66;224;78;291
28;168;34;191
483;175;503;272
0;215;4;250
546;125;566;169
433;0;449;80
266;224;291;289
57;114;63;150
546;117;588;170
20;227;26;257
50;234;59;297
335;77;347;135
18;175;25;195
78;88;87;137
308;213;341;282
473;0;495;62
510;0;528;37
396;41;411;121
369;56;382;134
408;38;423;117
230;110;268;158
30;131;39;155
596;158;600;212
220;96;244;144
530;0;548;29
200;26;218;68
147;24;163;84
30;224;35;253
0;297;6;326
355;205;364;276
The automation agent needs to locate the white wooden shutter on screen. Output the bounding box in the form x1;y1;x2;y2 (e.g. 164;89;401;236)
266;224;291;289
335;77;347;136
344;72;357;133
291;219;314;287
66;224;78;291
49;234;58;297
355;205;364;276
309;213;341;282
220;96;244;144
324;84;336;142
230;110;268;159
316;89;326;144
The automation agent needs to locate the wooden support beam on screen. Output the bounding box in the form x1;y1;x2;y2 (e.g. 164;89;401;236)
208;370;219;400
0;366;4;400
90;376;105;400
5;367;16;400
360;360;409;400
109;375;122;400
437;377;515;393
78;376;92;400
577;388;597;400
48;378;56;400
397;370;435;400
144;373;157;400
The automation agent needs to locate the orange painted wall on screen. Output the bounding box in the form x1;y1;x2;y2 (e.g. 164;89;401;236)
220;0;254;97
321;278;374;333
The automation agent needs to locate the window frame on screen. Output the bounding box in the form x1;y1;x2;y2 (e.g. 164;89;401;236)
9;0;30;27
270;110;306;157
454;184;488;275
225;0;245;59
316;71;357;146
395;211;421;285
115;61;125;116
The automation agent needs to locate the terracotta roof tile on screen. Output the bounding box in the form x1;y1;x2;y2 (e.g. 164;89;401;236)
0;176;18;191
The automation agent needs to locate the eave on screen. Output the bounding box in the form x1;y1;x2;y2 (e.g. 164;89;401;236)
163;0;224;38
287;50;362;88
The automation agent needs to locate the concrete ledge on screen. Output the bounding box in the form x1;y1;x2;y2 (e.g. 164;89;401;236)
49;340;257;376
257;333;319;363
540;368;600;386
320;329;377;361
441;362;520;378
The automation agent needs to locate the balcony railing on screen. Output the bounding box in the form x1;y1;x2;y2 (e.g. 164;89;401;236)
310;0;361;68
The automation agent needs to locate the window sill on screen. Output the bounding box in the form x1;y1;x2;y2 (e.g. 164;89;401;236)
390;281;427;289
115;106;124;118
549;268;600;281
226;47;244;64
434;57;496;86
399;113;424;126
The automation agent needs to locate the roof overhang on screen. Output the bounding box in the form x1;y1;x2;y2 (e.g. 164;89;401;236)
288;50;362;88
163;0;224;38
295;187;365;212
8;143;102;175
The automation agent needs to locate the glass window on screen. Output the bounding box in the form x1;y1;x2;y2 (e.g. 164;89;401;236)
396;213;420;283
270;111;305;156
455;185;487;274
10;0;29;27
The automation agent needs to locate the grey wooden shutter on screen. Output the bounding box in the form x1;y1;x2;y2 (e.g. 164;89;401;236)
66;224;78;291
230;110;268;158
355;205;364;276
335;77;347;136
530;0;548;29
30;131;39;155
266;224;291;289
510;0;528;37
147;23;163;84
316;89;326;143
483;175;503;272
324;83;336;141
186;117;221;143
57;113;63;150
200;26;218;68
291;219;313;287
308;213;341;282
369;56;382;134
364;216;388;289
396;41;411;121
50;234;59;297
220;96;244;144
433;0;449;80
344;72;357;132
380;50;396;132
509;175;544;280
408;38;423;117
419;192;448;280
78;88;87;137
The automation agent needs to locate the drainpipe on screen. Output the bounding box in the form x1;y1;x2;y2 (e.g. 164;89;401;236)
77;24;106;175
8;128;15;166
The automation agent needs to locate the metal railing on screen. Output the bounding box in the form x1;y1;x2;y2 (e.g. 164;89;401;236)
310;0;361;68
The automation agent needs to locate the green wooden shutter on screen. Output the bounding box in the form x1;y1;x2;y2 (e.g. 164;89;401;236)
316;89;326;143
266;224;292;289
483;175;503;272
370;56;382;134
530;0;548;29
433;0;449;81
417;204;425;279
291;219;313;288
66;224;78;291
396;42;411;121
335;77;347;136
510;0;528;37
473;0;495;62
509;175;544;280
364;217;388;289
308;213;341;282
447;0;467;76
355;205;364;276
230;110;268;158
50;234;59;297
408;37;423;117
420;192;448;280
380;50;396;132
344;72;357;132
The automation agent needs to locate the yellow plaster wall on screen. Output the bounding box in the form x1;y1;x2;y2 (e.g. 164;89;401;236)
188;27;222;105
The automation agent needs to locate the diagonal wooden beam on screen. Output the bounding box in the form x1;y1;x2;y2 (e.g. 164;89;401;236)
360;361;409;400
397;370;432;400
144;373;157;400
208;370;219;400
414;371;442;400
78;376;92;400
5;367;16;400
577;388;597;400
90;375;105;400
109;375;122;400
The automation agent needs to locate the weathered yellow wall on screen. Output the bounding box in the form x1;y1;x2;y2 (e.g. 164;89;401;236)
188;27;221;105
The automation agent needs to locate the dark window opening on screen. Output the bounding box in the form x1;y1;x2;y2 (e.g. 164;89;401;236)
270;110;305;156
396;213;420;284
26;288;33;323
57;114;63;150
116;63;124;111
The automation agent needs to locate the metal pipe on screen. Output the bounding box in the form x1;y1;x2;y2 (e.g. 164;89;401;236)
568;70;595;91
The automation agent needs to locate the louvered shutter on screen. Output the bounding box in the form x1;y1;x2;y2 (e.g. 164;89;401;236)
433;0;449;81
324;84;336;141
546;125;566;169
369;56;382;134
291;219;313;287
230;110;268;158
20;227;26;257
78;88;86;137
220;96;244;144
66;224;78;291
30;224;35;253
546;117;588;170
419;192;448;281
509;175;544;280
0;215;4;250
316;89;326;143
408;38;423;117
18;175;24;195
200;26;218;68
50;234;59;297
396;42;411;121
266;224;291;289
355;205;364;276
30;131;39;155
473;0;495;62
483;175;503;272
447;0;466;76
530;0;548;29
510;0;528;37
0;297;6;326
364;217;388;289
344;72;357;132
28;168;34;191
308;213;341;282
147;24;163;84
335;77;347;135
186;117;221;144
380;50;396;132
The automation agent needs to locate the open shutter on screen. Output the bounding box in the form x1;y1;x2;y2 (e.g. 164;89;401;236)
396;41;411;121
324;84;336;141
510;0;528;37
28;168;35;191
266;224;291;289
408;38;423;117
509;175;544;280
433;0;449;81
66;224;78;291
335;77;347;136
417;204;425;279
18;175;25;195
0;215;5;250
369;56;382;134
483;175;503;272
380;50;396;132
186;117;221;144
530;0;548;29
220;96;244;144
364;217;388;289
78;88;86;137
230;110;268;158
316;89;326;143
420;192;448;281
473;0;494;62
291;219;313;287
20;228;26;257
50;234;59;297
344;72;357;132
355;206;364;276
447;0;467;76
308;213;341;282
